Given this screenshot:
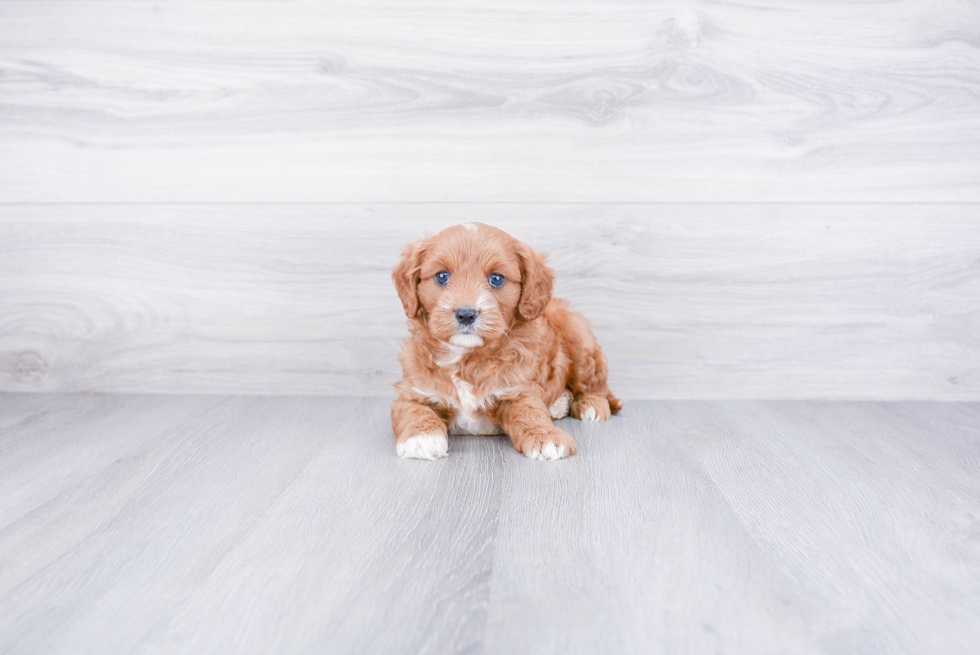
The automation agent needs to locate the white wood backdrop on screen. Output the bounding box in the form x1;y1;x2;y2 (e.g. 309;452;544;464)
0;1;978;399
1;205;977;399
2;0;980;202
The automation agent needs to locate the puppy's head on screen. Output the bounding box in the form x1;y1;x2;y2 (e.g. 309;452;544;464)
393;223;554;348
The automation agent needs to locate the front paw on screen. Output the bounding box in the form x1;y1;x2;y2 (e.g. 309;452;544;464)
396;432;449;460
516;425;577;461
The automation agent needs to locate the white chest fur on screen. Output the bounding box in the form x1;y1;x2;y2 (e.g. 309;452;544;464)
447;374;502;436
409;379;502;435
412;345;512;435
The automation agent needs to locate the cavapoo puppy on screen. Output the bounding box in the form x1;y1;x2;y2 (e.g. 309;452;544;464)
391;223;622;461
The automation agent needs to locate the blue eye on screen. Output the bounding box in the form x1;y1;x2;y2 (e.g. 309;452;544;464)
435;271;450;285
488;273;505;288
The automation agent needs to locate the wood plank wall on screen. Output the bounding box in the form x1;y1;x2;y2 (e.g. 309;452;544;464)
1;1;978;399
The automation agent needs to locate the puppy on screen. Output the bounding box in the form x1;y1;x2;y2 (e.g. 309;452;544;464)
391;223;622;461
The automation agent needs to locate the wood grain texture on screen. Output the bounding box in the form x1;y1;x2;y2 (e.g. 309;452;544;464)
1;394;979;654
1;204;977;400
1;1;979;202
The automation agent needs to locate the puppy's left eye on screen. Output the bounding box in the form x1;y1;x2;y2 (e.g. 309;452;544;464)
488;273;505;288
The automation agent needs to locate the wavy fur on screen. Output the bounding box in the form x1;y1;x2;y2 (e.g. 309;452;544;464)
391;223;621;460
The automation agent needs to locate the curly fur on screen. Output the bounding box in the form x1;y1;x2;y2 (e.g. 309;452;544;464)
391;223;622;460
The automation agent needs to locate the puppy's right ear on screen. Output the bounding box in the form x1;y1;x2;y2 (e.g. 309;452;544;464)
392;241;426;318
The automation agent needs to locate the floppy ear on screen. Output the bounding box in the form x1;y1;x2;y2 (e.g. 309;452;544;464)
392;241;426;318
515;243;554;321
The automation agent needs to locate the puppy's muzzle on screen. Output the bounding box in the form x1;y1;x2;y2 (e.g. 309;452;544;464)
455;307;478;327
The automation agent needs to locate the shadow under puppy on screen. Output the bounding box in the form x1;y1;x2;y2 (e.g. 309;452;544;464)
392;222;622;461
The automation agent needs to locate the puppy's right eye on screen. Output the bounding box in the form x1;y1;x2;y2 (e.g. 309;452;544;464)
435;271;450;285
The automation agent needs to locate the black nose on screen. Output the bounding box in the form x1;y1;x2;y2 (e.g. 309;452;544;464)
455;307;478;326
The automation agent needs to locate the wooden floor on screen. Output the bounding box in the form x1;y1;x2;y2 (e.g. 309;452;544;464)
1;394;978;654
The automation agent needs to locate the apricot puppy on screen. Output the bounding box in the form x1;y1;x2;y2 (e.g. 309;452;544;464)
391;223;622;461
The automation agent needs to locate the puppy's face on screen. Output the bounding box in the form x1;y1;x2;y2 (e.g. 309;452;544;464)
393;223;554;348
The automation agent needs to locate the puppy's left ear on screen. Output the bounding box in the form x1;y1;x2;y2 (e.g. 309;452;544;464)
392;241;426;318
515;243;554;321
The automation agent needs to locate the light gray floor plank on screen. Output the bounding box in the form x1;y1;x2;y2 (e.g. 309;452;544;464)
0;394;215;530
2;204;977;401
1;1;979;202
0;397;352;653
665;401;980;654
0;395;505;655
1;395;979;654
135;409;505;655
485;407;823;655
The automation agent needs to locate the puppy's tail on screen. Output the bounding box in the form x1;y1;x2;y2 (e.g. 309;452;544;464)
608;393;624;415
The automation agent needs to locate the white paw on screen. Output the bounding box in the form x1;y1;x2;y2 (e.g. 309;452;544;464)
396;433;449;460
525;442;569;461
548;391;572;420
581;406;597;422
